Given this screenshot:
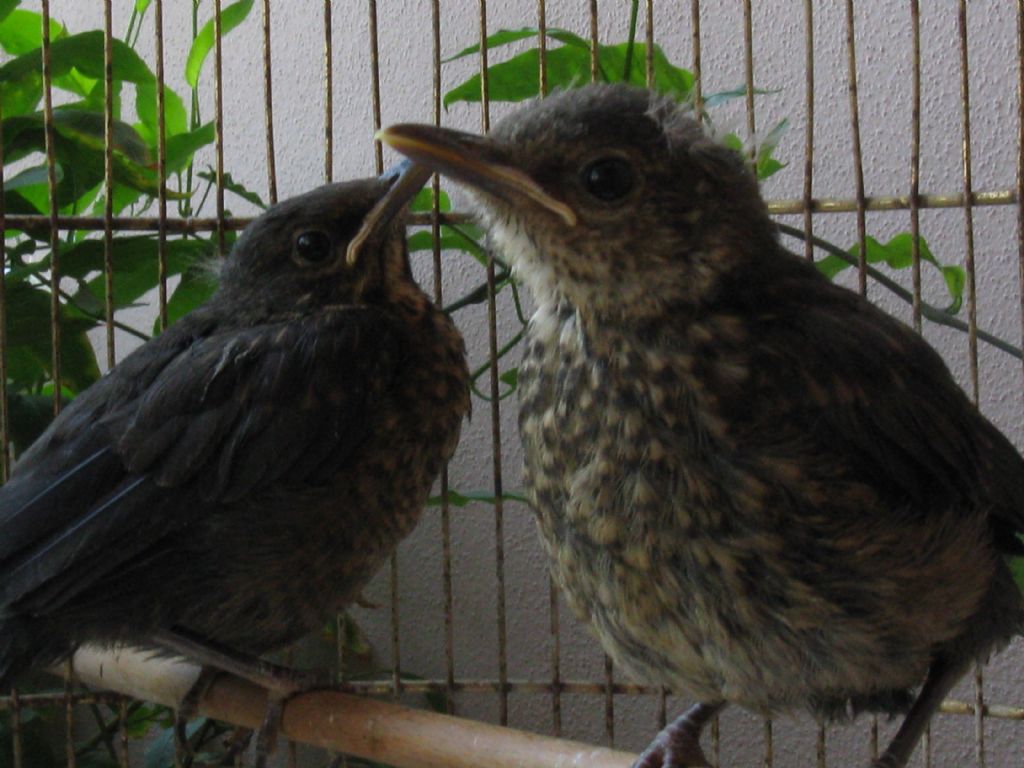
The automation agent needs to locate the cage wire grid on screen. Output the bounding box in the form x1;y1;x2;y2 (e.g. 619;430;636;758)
0;0;1022;766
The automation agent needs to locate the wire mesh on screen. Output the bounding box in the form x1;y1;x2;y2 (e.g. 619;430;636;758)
0;2;1021;767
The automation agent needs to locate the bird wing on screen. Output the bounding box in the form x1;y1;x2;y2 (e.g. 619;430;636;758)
726;263;1024;554
0;306;404;613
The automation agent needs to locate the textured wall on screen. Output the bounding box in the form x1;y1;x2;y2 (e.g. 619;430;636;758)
34;2;1024;766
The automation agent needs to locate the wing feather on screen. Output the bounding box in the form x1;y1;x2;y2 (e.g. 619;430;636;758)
0;307;404;614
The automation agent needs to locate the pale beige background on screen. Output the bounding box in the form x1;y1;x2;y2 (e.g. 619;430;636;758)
15;1;1024;766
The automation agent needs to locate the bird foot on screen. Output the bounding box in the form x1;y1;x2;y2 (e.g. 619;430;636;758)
175;666;221;766
252;670;335;765
633;732;711;768
166;643;331;766
633;714;713;768
633;702;724;768
253;693;287;768
153;628;330;695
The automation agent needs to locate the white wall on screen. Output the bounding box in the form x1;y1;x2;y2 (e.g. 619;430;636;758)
14;2;1024;766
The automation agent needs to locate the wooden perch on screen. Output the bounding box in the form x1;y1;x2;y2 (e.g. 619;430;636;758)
60;646;638;768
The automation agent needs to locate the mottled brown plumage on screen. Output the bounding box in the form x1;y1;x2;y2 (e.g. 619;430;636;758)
381;85;1024;768
0;165;469;703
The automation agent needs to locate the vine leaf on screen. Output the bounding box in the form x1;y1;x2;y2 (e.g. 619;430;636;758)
185;0;255;88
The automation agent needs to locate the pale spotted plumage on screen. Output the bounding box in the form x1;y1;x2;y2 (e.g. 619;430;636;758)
380;84;1024;768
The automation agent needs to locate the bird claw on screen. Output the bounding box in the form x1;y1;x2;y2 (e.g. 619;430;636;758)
871;755;903;768
633;734;711;768
175;667;222;766
633;722;712;768
633;702;722;768
253;694;287;768
173;659;327;766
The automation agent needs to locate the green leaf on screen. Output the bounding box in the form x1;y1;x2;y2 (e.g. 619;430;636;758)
4;281;101;393
1010;536;1024;595
0;0;20;25
135;81;188;143
602;41;693;98
701;84;780;110
164;120;215;172
161;267;217;330
499;367;518;389
819;233;966;314
444;28;540;62
4;162;61;191
445;45;589;107
50;108;152;165
940;266;964;314
427;488;529;507
0;68;41;116
339;612;373;658
410;185;451;213
0;31;155;87
184;0;254;89
407;226;485;263
135;0;152;12
3;111;165;208
443;36;692;106
443;27;591;64
755;118;788;180
121;704;171;739
7;391;59;452
196;169;267;210
0;9;63;57
50;235;213;313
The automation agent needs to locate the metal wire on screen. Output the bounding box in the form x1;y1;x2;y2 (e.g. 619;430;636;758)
40;0;61;416
690;0;703;119
263;0;278;204
213;0;227;258
0;43;8;483
844;0;869;298
910;0;923;331
536;0;563;739
154;0;169;332
324;0;334;183
0;3;1022;767
742;0;756;152
802;0;815;263
102;0;115;370
476;0;513;728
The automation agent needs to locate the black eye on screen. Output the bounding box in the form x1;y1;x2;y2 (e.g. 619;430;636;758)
293;231;333;265
580;157;635;202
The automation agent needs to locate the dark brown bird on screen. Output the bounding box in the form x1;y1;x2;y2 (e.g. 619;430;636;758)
380;84;1024;768
0;163;469;725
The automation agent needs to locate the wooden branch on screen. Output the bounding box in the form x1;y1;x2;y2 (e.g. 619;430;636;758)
60;646;637;768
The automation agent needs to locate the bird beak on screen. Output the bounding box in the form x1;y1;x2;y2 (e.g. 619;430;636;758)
376;123;577;227
346;159;433;267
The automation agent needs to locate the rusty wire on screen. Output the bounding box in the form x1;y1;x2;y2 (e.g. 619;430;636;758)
0;3;1022;767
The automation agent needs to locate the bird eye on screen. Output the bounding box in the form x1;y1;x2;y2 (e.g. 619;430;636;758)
580;157;635;202
293;231;333;266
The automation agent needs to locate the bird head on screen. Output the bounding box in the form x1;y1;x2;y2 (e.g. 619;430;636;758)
379;84;777;324
217;161;431;319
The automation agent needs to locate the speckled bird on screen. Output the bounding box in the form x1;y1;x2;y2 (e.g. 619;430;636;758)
381;85;1024;768
0;165;469;715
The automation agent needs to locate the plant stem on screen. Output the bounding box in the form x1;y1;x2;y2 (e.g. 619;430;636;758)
443;268;511;314
778;223;1023;361
56;287;151;342
469;327;526;400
